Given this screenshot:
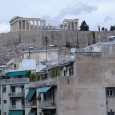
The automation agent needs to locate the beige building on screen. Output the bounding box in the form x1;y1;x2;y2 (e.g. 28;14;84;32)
10;16;47;32
22;48;59;64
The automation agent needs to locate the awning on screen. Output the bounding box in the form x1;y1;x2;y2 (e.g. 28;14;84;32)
5;71;29;77
28;109;37;115
38;87;51;94
8;110;23;115
25;88;36;101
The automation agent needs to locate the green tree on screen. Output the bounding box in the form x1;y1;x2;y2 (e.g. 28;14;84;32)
30;73;40;81
110;25;115;31
101;27;105;31
80;20;89;31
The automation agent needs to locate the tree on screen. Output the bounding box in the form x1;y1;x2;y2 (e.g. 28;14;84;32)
110;25;115;31
101;27;105;31
30;73;40;81
80;20;89;31
98;26;100;31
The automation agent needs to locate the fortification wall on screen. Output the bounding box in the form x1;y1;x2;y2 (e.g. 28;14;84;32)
0;30;115;64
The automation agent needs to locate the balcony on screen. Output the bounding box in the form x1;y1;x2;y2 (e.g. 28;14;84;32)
9;91;24;97
9;105;25;110
0;78;30;85
35;78;57;87
38;100;56;109
25;100;37;108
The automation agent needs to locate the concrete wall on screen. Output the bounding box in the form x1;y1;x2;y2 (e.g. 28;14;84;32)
57;44;115;115
23;50;58;64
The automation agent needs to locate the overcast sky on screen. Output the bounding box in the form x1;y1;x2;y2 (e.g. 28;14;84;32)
0;0;114;32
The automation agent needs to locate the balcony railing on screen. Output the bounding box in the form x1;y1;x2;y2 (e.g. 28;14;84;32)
0;78;30;85
25;100;37;108
9;105;25;110
35;78;57;87
9;91;24;97
38;100;56;109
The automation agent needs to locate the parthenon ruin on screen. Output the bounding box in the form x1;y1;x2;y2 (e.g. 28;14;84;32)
10;16;47;32
60;19;78;30
10;16;79;32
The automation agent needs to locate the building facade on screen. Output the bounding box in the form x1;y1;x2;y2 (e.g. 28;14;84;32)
1;43;115;115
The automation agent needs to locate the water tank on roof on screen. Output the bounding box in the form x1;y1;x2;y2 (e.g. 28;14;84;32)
70;48;77;53
29;47;34;51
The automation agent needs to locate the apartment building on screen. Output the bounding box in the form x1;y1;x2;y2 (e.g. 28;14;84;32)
1;42;115;115
22;47;59;64
0;70;30;115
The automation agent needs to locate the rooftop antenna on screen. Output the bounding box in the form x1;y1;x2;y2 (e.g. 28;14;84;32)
46;36;48;61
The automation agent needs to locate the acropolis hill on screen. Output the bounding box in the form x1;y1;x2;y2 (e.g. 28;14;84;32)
0;16;115;64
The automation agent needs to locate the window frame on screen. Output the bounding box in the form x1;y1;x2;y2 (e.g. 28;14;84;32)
107;88;114;97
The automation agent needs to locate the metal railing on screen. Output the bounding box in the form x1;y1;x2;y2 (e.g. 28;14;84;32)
9;105;25;110
38;100;56;108
35;78;57;87
0;78;30;85
25;100;37;107
9;91;24;97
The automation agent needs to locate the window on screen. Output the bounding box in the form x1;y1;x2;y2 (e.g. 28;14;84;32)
107;88;114;97
63;70;67;76
11;86;15;92
44;94;46;100
69;67;73;76
14;64;16;69
2;86;6;92
3;100;7;104
108;109;114;115
39;112;42;115
4;112;7;115
22;99;25;106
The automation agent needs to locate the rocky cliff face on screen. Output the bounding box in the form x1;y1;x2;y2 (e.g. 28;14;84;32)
0;30;115;65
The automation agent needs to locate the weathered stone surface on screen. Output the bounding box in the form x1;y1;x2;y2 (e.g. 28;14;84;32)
0;30;115;64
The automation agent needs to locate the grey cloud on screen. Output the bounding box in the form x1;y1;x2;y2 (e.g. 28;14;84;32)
104;16;114;22
54;1;97;21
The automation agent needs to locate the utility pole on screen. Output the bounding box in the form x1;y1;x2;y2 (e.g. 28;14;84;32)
46;36;48;61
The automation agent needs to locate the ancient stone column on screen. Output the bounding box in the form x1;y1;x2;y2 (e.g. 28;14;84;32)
63;22;65;30
76;22;78;30
74;22;76;30
70;22;72;30
21;20;23;30
33;21;34;30
19;21;21;30
40;21;42;29
43;21;46;29
36;21;38;30
67;22;69;30
28;21;31;30
25;20;27;30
